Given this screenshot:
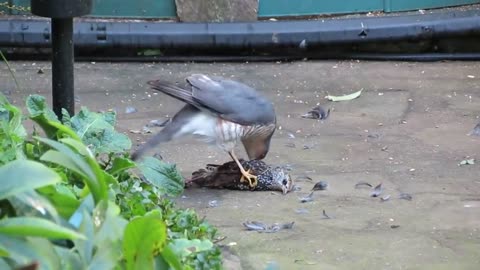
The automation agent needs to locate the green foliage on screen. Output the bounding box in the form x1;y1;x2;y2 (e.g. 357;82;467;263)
0;95;26;165
64;107;131;155
123;210;167;270
138;157;185;197
0;94;223;270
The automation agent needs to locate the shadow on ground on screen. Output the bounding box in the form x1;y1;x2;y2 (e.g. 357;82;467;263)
2;60;480;270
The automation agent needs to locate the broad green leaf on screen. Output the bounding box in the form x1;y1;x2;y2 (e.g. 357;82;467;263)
26;95;79;139
55;246;85;270
73;209;94;263
9;190;61;223
60;137;95;158
93;201;127;246
0;258;9;269
168;239;214;258
137;157;184;197
37;185;80;219
40;150;92;182
62;108;72;126
26;95;59;122
0;243;9;257
107;157;136;176
123;210;167;270
0;160;61;200
325;89;362;102
0;235;61;270
37;137;107;204
0;217;85;240
69;107;131;154
160;246;183;270
88;240;120;270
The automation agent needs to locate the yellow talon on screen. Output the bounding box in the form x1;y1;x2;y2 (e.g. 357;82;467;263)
240;169;258;188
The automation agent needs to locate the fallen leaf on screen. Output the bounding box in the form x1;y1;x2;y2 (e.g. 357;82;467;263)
325;89;362;102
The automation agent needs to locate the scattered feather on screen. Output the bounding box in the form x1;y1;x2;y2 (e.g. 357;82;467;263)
312;181;328;191
325;89;362;102
295;208;309;214
242;221;294;233
370;183;383;197
399;193;413;201
299;192;314;203
301;105;330;120
459;159;475;166
284;142;296;148
355;181;372;189
322;209;331;219
469;122;480;136
381;194;391;201
208;200;219;208
147;118;170;127
125;106;137;114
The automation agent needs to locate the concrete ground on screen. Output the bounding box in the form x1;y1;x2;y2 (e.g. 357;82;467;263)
1;60;480;270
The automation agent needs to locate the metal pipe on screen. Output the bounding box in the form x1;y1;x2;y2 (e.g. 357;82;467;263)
51;18;74;118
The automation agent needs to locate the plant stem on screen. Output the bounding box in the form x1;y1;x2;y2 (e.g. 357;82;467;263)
0;50;21;91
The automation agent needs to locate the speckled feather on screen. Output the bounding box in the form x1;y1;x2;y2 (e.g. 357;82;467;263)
188;159;294;194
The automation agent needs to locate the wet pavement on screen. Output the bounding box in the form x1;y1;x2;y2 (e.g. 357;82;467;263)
2;60;480;270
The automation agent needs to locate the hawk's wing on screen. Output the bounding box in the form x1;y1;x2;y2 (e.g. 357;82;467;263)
187;74;276;125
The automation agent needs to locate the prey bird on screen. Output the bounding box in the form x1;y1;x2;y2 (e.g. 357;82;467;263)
131;74;277;188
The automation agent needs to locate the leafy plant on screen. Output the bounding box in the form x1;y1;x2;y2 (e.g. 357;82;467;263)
0;94;223;270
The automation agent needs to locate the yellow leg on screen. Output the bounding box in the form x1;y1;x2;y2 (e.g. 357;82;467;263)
229;150;258;188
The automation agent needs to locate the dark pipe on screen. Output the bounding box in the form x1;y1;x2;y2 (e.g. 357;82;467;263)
75;52;480;62
1;7;480;50
51;18;75;117
3;52;480;63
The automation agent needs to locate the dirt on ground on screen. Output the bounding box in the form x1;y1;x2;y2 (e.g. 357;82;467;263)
1;60;480;270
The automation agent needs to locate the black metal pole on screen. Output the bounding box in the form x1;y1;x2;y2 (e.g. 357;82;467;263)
51;18;74;119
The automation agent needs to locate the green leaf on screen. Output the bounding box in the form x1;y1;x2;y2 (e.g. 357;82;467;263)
107;157;136;176
0;160;61;200
37;185;80;219
168;239;214;258
93;201;127;246
0;217;85;240
62;108;72;126
325;89;362;102
37;137;107;205
55;246;85;270
0;94;27;165
69;107;131;154
26;95;79;139
123;210;167;270
0;236;62;270
160;246;183;270
26;95;59;123
137;157;184;197
9;190;61;223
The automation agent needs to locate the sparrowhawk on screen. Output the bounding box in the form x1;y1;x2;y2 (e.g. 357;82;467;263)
131;74;277;188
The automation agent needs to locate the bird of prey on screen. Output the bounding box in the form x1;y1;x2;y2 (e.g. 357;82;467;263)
131;74;277;188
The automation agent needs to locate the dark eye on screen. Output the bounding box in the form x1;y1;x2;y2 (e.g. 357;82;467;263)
282;179;288;185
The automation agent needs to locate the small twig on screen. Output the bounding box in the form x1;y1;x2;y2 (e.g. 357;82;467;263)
0;50;21;92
